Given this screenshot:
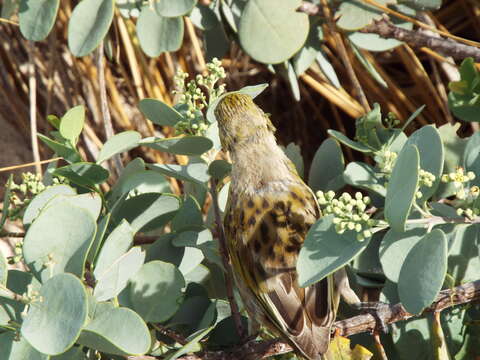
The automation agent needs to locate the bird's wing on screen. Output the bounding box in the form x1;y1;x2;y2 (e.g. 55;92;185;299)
225;182;335;359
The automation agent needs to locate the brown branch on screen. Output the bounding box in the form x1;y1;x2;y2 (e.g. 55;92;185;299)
362;17;480;62
209;179;245;339
170;279;480;360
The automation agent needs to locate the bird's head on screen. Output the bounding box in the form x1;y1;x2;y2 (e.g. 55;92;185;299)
214;93;276;152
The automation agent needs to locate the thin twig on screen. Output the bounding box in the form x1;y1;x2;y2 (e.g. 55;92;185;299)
27;42;41;175
319;0;370;112
152;323;188;346
0;231;25;238
173;279;480;359
0;157;62;173
209;179;245;339
96;41;123;176
363;17;480;62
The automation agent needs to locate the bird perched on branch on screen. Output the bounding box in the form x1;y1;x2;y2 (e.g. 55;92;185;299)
215;93;362;359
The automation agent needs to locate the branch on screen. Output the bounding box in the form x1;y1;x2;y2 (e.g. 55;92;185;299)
297;2;480;62
362;17;480;62
171;279;480;360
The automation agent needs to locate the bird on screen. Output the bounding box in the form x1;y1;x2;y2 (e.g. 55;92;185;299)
215;92;341;359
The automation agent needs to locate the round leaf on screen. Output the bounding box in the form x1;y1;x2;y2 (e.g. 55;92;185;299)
97;131;141;164
327;130;372;153
23;202;96;282
208;160;232;180
343;162;386;197
155;0;196;17
139;98;184;126
297;215;370;287
463;131;480;187
141;135;213;156
137;6;184;57
19;0;59;41
336;0;387;31
385;144;419;232
21;273;87;355
130;261;185;322
239;0;309;64
398;229;447;314
78;304;151;356
189;3;218;31
59;105;85;143
44;192;102;220
68;0;114;57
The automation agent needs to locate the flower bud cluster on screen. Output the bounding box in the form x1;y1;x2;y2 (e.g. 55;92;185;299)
316;191;376;241
376;150;398;174
172;58;226;136
8;241;23;264
441;167;476;200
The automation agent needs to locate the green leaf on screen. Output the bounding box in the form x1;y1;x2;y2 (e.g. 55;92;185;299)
385;144;419;232
53;162;109;189
172;196;203;231
130;261;185;322
94;247;145;301
208;316;249;347
398;229;448;314
189;3;218;31
309;138;345;192
77;303;151;356
336;0;388;31
68;0;114;56
351;43;387;87
400;0;442;10
97;131;141;164
1;0;18;19
141;135;213;156
139;98;184;126
316;49;341;88
208;160;232;180
50;346;85;360
463;131;480;187
239;0;309;64
93;220;135;278
154;0;196;17
0;175;13;230
111;193;180;232
204;21;229;61
23;184;77;227
327;129;372;153
284;143;304;178
206;83;269;123
137;6;184;57
405;125;444;203
23;202;96;282
149;162;210;186
21;273;87;355
297;215;370;287
447;224;480;283
37;134;81;163
19;0;59;41
59;105;85;144
170;295;215;333
343;162;386;197
0;332;48;360
379;227;425;282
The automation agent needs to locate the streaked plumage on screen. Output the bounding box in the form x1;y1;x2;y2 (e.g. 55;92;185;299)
215;93;335;359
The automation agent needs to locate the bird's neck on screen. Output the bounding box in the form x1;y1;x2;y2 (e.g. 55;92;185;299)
229;131;295;195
